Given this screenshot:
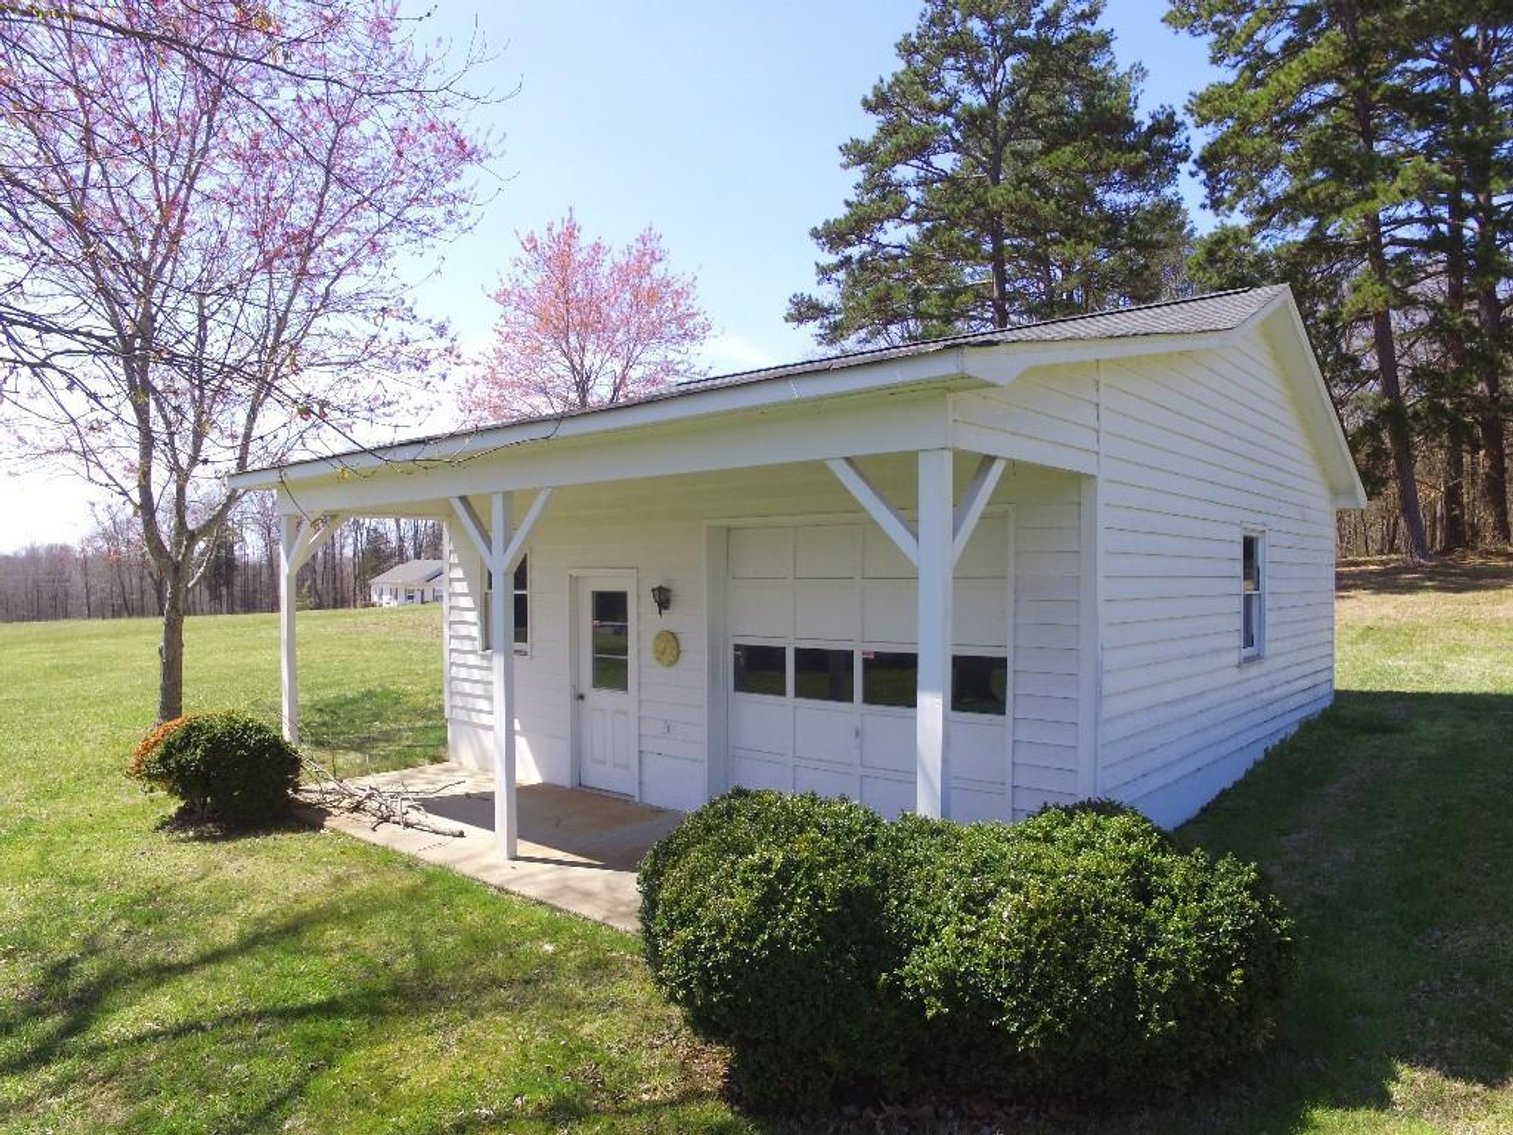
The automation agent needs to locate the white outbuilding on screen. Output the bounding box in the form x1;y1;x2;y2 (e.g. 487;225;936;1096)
366;558;446;607
234;285;1366;859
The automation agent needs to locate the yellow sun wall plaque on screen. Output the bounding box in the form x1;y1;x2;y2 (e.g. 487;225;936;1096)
652;629;681;667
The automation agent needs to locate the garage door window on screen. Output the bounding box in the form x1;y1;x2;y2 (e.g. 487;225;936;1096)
733;643;787;696
795;647;854;702
861;651;917;708
952;655;1008;715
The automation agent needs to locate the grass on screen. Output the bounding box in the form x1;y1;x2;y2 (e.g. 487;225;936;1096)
1;567;1511;1133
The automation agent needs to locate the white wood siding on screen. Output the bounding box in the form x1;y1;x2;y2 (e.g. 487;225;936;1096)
445;456;1085;818
1094;330;1336;824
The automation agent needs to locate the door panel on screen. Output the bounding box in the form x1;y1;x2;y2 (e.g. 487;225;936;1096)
576;575;638;796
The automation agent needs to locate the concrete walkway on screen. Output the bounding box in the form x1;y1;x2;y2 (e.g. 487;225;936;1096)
303;763;683;932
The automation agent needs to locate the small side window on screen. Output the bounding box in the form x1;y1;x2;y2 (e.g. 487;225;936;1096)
1242;533;1265;660
482;554;531;655
513;557;529;651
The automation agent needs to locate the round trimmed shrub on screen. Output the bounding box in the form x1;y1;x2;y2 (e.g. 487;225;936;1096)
883;804;1297;1097
133;711;301;824
638;789;905;1112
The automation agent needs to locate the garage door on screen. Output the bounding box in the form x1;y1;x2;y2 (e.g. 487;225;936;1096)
725;516;1013;821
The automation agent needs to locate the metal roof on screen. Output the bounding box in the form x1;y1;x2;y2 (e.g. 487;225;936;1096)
667;284;1285;400
237;285;1288;484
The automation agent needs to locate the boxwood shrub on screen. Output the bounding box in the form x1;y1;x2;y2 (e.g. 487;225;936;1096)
885;803;1297;1097
639;793;1296;1111
132;711;301;824
638;789;906;1111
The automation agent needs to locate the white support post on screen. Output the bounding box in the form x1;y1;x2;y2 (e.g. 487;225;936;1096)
489;491;518;859
825;457;919;565
952;455;1007;565
279;515;301;744
449;495;492;563
277;512;346;744
451;489;556;860
916;448;955;818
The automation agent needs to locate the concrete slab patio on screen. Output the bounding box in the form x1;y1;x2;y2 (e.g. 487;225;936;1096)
302;762;683;931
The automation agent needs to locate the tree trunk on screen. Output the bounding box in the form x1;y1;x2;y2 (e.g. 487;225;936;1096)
1444;432;1469;552
1370;305;1431;561
158;570;186;722
1463;23;1510;543
1337;2;1427;562
1475;269;1509;542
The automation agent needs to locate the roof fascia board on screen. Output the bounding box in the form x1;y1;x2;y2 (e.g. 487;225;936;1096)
269;388;954;517
231;347;969;492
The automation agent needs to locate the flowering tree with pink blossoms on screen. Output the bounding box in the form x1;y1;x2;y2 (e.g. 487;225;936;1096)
0;1;490;720
464;213;710;422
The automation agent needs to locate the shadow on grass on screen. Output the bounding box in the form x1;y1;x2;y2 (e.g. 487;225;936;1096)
405;688;1513;1135
152;808;309;843
1119;688;1513;1135
0;879;704;1133
7;690;1509;1134
1337;551;1513;596
299;684;445;777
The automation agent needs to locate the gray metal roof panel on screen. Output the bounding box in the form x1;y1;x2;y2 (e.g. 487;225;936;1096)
243;286;1285;481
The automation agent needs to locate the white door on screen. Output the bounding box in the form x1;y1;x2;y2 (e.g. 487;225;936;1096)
575;574;639;796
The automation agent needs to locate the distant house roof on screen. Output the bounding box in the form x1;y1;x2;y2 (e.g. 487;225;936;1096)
368;559;445;587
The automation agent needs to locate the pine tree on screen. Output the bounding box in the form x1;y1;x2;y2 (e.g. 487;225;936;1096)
1412;8;1513;543
789;0;1191;349
1169;0;1435;561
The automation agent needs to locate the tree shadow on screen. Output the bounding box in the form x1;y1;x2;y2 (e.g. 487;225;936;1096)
1337;551;1513;596
616;689;1513;1135
1;879;705;1132
1065;688;1513;1135
299;684;446;777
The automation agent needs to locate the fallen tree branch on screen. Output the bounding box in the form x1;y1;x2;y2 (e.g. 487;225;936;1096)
299;757;467;838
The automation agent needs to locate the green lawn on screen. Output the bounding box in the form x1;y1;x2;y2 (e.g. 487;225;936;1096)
1;568;1510;1133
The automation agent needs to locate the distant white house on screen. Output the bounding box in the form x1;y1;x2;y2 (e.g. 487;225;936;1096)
239;286;1367;861
367;559;445;607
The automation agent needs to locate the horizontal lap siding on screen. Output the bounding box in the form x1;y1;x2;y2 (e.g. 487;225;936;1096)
952;367;1101;472
951;377;1095;816
1096;332;1337;824
1006;466;1084;815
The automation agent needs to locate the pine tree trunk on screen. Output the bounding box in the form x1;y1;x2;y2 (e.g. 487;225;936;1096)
1337;3;1427;562
1476;407;1509;543
1444;432;1469;552
1370;305;1431;562
1476;281;1510;543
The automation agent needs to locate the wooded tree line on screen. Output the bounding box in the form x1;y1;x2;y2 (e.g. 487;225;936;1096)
0;506;442;624
792;0;1512;561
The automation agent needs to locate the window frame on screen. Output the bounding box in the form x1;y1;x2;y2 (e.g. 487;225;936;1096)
1241;530;1266;662
481;553;531;657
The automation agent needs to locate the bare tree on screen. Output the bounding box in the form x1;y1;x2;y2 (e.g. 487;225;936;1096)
0;1;491;718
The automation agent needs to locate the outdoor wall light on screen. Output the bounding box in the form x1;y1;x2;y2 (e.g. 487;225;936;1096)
651;584;672;616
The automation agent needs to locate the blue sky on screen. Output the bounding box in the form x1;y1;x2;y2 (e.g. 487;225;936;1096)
423;0;1223;372
2;1;1222;550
